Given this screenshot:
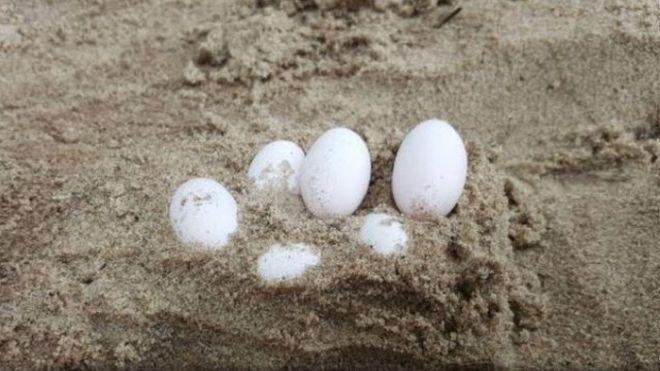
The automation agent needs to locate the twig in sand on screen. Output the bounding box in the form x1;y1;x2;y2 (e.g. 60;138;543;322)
434;7;462;29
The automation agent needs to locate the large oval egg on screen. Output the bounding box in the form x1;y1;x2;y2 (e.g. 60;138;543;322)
169;178;238;249
392;119;467;220
299;127;371;219
247;140;305;194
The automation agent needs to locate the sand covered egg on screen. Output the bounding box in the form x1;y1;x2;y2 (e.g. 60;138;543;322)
257;243;320;282
169;178;238;249
360;213;408;256
392;119;468;220
248;140;305;194
300;127;371;219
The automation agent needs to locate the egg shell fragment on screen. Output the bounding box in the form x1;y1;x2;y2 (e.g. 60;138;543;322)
247;140;305;194
257;243;320;282
169;178;238;249
359;213;408;256
300;127;371;219
392;119;468;220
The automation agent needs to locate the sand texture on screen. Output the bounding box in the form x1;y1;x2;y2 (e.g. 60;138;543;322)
1;0;660;369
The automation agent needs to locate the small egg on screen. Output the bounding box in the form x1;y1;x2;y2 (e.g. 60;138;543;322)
247;140;305;194
299;127;371;219
257;243;320;282
360;213;408;256
168;178;238;249
392;119;468;220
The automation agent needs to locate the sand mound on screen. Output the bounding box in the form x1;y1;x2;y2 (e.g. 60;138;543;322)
1;137;547;368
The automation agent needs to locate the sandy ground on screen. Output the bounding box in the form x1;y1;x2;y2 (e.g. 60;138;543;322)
1;0;660;369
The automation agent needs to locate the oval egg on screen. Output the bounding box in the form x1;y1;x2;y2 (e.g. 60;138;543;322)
359;212;408;256
247;140;305;194
392;119;467;220
257;243;320;282
169;178;238;249
299;127;371;219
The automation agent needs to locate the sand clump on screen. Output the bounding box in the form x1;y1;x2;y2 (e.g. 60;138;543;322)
507;120;660;180
186;0;454;84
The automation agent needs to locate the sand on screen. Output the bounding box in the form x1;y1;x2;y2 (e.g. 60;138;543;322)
1;0;659;369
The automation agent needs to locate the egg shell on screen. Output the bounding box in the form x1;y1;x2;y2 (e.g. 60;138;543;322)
359;213;408;256
299;127;371;219
257;243;320;282
247;140;305;194
392;119;468;220
169;178;238;249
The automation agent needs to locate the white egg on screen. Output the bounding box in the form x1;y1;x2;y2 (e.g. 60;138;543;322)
257;243;320;282
247;140;305;194
168;178;238;249
392;119;468;220
299;127;371;219
359;213;408;256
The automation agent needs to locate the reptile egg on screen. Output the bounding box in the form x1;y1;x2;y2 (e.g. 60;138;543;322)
392;119;467;220
359;213;407;256
257;243;320;282
168;178;238;249
299;127;371;219
247;140;305;194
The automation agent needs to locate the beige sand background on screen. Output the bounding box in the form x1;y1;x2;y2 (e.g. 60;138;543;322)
1;0;659;369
